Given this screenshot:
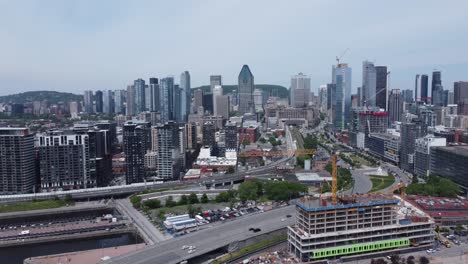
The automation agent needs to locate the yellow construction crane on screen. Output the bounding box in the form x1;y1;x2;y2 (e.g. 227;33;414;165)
331;153;338;205
238;149;315;158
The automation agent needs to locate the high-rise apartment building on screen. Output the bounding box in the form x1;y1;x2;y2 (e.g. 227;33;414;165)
431;71;444;106
332;64;352;129
160;77;174;122
173;84;182;122
402;89;413;103
180;71;191;122
388;89;403;124
156;122;181;180
185;122;197;150
0;128;35;194
114;89;126;114
94;90;103;113
126;85;136;116
225;121;238;150
375;66;387;109
123;121;150;184
290;73;311;108
134;79;146;113
454;81;468;115
420;74;429;103
362;61;376;107
84;90;94;113
238;65;255;114
210;75;222;93
400;119;427;173
194;89;204;114
102;90;114;114
145;78;159;112
202;121;216;147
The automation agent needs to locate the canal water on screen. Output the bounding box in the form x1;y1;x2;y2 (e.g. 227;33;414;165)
0;233;143;264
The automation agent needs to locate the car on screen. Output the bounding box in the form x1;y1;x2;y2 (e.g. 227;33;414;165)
181;245;189;250
281;218;285;222
187;250;193;254
386;256;391;260
286;214;292;218
253;228;261;233
249;228;254;231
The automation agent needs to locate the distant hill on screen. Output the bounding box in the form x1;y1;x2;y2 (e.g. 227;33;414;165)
0;91;82;104
192;84;289;98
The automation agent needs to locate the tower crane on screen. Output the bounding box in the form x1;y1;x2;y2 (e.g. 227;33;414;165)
331;152;338;205
335;48;350;66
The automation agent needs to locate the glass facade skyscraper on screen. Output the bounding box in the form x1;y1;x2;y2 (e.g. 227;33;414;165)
332;63;351;129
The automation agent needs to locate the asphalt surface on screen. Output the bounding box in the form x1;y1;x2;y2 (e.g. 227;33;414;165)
343;168;374;195
105;205;296;264
115;199;170;244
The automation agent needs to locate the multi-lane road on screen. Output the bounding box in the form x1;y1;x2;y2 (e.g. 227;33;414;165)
105;205;296;264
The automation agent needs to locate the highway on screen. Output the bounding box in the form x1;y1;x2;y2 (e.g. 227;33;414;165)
105;205;296;264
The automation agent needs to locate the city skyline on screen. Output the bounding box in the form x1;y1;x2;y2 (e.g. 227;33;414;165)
1;1;468;95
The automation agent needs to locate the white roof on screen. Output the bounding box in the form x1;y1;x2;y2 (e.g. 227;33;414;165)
295;172;332;182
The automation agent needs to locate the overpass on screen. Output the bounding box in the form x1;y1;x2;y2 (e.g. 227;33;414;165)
104;205;296;264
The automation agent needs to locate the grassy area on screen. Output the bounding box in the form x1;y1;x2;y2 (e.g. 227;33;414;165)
212;234;287;264
369;175;396;192
0;199;69;213
350;154;375;167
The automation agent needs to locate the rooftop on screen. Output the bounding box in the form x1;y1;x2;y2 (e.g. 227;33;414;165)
406;195;468;211
293;193;399;212
434;145;468;157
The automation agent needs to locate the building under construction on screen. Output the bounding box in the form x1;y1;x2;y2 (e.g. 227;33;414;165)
288;193;434;262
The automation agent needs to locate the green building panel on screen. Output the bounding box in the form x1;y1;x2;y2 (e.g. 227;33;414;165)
312;238;410;259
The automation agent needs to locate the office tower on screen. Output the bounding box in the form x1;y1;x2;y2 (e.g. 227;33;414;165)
420;74;429;103
126;85;135;116
160;77;174;122
357;87;362;107
202;121;216;147
213;85;223;114
69;101;79;118
319;85;327;112
156;122;181;179
238;65;255;114
430;146;468;189
123;121;150;184
225;121;238;150
210;75;222;93
375;66;387;109
146;78;159;112
214;85;229;119
94;121;118;155
0;128;35;194
332;63;352;129
401;89;413;103
102;90;114;114
362;61;376;107
180;71;191;122
185;122;197;150
290;73;311;108
203;93;214;114
173;84;182;122
454;81;468;115
447;91;454;105
84;90;94;113
37;133;93;190
134;79;146;113
431;71;442;104
388;89;403;124
400;119;427;173
326;83;336;124
414;74;420;102
114;89;126;114
194;89;204;113
94;90;103;113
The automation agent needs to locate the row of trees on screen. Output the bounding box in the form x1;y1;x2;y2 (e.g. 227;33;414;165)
323;163;354;192
143;193;210;209
371;255;429;264
237;180;308;202
406;175;460;197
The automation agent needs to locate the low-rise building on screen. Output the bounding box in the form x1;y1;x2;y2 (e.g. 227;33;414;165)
406;195;468;227
366;133;400;164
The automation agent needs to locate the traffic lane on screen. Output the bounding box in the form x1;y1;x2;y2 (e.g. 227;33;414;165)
107;206;296;264
343;169;373;195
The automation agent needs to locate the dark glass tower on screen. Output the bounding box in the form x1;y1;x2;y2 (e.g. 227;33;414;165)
420;74;429;104
375;66;387;109
238;65;255;114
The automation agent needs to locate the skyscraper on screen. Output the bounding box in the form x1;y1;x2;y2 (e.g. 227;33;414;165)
225;121;238;150
362;61;376;107
126;85;136;116
213;85;230;119
123;121;150;184
402;89;413;103
332;64;351;129
420;74;429;104
194;89;204;113
84;90;94;113
180;71;191;122
238;65;255;114
400;119;427;173
454;81;468;115
102;90;114;114
173;84;182;122
431;71;444;106
156;122;181;180
134;79;146;113
202;121;216;147
290;73;311;108
0;128;35;194
159;77;174;122
375;66;387;110
327;83;336;124
94;90;103;113
210;75;222;93
146;78;159;112
388;89;403;124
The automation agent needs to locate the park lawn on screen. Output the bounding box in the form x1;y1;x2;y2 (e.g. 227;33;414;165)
369;175;396;192
0;199;68;213
212;234;287;264
350;154;374;167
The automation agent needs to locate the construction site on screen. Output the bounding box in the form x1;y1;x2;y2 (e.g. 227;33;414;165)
287;193;435;262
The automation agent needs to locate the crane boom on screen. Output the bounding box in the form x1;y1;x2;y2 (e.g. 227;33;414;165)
331;154;338;205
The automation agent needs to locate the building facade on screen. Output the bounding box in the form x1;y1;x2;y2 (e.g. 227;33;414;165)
238;65;255;114
123;121;150;184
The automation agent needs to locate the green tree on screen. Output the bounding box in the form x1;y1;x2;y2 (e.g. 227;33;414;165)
157;209;166;220
130;195;142;209
143;199;161;209
215;192;230;203
242;138;250;147
238;181;261;202
178;194;188;205
165;196;177;207
200;193;209;203
187;205;202;217
64;194;73;204
226;166;235;174
264;181;308;201
259;137;267;144
188;193;199;204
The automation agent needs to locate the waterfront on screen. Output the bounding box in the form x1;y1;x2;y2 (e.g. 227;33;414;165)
0;233;142;264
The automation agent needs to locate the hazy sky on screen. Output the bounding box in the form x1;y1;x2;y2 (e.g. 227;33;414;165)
1;0;467;96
